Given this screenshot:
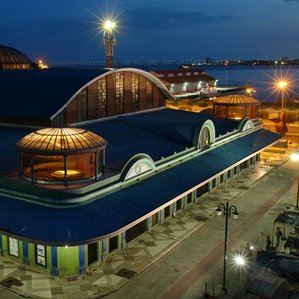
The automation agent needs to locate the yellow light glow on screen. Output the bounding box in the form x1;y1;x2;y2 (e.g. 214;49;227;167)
102;19;116;32
53;169;80;178
277;81;287;89
38;59;49;69
291;152;299;162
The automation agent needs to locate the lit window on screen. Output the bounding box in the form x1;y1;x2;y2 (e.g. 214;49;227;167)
9;238;19;257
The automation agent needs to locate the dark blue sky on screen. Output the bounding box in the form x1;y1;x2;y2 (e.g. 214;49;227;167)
1;0;299;64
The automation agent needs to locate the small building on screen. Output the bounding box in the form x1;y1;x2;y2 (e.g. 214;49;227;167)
0;44;37;70
16;128;107;185
213;94;260;120
150;68;217;98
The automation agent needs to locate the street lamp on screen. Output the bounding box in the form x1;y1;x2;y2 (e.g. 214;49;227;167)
216;202;239;294
277;80;287;111
100;18;117;68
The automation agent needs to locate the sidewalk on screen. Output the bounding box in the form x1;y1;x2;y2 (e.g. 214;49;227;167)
0;151;290;299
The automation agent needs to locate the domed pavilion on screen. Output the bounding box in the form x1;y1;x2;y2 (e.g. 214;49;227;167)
16;128;107;185
0;44;37;70
212;94;260;120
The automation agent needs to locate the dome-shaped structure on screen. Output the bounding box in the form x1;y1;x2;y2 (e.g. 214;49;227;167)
17;128;107;154
0;44;36;70
213;94;260;105
17;128;107;185
213;94;260;120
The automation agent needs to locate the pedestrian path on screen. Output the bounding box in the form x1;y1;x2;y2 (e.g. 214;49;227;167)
0;159;283;299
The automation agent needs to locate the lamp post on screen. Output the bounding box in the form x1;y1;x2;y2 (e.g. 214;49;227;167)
290;151;299;210
275;80;288;136
277;81;287;111
216;202;239;294
101;18;116;68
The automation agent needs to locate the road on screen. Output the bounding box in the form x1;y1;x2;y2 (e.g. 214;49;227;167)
105;156;298;299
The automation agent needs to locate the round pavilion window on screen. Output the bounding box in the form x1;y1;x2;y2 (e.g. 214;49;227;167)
16;128;107;185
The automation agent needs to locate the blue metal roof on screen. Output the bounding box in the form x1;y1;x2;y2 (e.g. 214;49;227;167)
83;109;240;170
0;126;32;174
0;68;108;119
0;129;280;245
0;109;241;174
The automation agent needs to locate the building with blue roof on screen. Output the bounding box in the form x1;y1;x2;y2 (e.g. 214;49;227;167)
0;64;281;276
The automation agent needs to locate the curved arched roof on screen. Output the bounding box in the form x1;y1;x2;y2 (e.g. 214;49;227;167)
0;68;174;121
0;44;35;65
213;94;260;105
51;68;175;120
16;127;107;154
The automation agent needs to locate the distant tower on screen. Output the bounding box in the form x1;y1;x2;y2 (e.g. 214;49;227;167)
102;19;116;68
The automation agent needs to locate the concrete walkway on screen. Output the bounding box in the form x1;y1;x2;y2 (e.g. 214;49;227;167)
0;149;296;299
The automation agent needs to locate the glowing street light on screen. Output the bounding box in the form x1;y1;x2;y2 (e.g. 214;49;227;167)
233;254;246;267
216;202;239;294
245;86;255;97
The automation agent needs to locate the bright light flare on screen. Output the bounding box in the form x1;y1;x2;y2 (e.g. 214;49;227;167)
277;81;287;89
291;151;299;162
101;18;116;32
233;254;246;267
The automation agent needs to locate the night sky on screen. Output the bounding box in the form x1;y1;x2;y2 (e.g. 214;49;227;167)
1;0;299;64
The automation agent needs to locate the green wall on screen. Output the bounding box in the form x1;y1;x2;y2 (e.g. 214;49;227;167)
57;246;80;276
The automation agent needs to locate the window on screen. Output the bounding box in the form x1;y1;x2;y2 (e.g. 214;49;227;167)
176;199;182;211
115;72;124;114
36;244;47;267
199;127;210;150
164;205;170;218
97;77;107;117
9;238;19;257
131;73;139;111
77;89;88;122
187;193;192;204
145;80;152;109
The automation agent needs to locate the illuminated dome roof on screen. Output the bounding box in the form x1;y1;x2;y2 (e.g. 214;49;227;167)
16;128;107;154
0;44;36;69
213;94;260;105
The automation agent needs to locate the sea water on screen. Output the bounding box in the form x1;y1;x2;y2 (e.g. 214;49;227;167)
200;65;299;103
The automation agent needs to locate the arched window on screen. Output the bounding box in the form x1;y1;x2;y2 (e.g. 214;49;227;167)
199;127;210;150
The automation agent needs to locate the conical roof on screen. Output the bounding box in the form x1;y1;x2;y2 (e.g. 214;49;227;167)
213;94;260;105
0;44;35;67
16;128;107;154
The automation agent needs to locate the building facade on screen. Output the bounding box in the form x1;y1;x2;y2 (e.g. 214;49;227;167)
0;67;281;276
150;68;217;98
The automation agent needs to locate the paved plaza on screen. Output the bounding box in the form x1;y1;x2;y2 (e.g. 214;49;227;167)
1;147;299;298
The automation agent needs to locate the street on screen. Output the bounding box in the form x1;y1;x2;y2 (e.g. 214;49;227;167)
105;154;298;299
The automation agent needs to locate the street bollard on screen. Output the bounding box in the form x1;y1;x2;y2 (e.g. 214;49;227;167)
203;282;209;298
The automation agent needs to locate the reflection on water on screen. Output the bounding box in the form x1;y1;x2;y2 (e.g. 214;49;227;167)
200;65;299;102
